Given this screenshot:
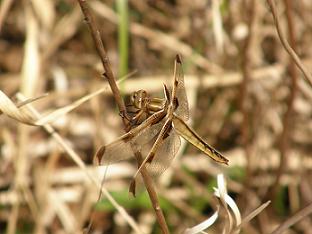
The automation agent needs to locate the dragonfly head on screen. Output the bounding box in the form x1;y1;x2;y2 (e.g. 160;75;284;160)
130;90;148;109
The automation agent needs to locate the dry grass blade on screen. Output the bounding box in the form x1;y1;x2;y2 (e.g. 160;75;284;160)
270;202;312;234
184;208;219;234
42;6;81;61
31;0;55;29
0;90;36;124
21;4;40;97
185;174;243;233
234;201;271;231
212;0;224;54
35;85;110;125
35;75;130;125
121;62;286;94
16;93;48;108
215;174;239;232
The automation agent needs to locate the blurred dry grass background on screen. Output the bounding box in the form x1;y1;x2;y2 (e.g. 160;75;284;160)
0;0;312;233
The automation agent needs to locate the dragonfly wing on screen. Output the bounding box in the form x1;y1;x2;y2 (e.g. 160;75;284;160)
95;113;165;165
94;139;135;165
173;55;189;121
129;129;179;195
133;118;164;145
144;129;181;178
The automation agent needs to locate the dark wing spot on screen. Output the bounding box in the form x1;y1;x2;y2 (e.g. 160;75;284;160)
163;84;171;102
162;121;173;140
173;97;179;110
174;79;179;86
147;152;155;163
94;146;106;165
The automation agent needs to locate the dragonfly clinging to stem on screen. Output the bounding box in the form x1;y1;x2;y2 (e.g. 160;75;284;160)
94;55;229;195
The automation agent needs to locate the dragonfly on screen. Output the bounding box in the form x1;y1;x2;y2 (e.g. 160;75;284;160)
94;55;229;194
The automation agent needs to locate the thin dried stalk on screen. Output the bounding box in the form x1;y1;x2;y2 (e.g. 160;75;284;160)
266;0;312;88
77;0;129;129
35;84;111;125
270;202;312;234
235;201;271;231
266;0;299;200
7;5;41;234
76;1;169;233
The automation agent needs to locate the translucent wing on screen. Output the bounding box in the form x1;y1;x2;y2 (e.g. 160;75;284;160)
94;111;166;165
173;55;189;121
95;138;134;165
130;128;180;194
142;129;181;178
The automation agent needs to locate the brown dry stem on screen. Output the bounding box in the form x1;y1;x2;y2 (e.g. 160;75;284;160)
270;202;312;234
266;0;312;88
76;0;169;233
265;0;299;201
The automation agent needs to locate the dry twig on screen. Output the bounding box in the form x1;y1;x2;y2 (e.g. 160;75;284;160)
270;202;312;234
76;0;169;233
266;0;299;200
266;0;312;88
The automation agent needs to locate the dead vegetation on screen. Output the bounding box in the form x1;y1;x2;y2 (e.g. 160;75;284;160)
0;0;312;233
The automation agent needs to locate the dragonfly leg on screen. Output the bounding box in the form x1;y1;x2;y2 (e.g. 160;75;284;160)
118;110;131;122
130;109;145;125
